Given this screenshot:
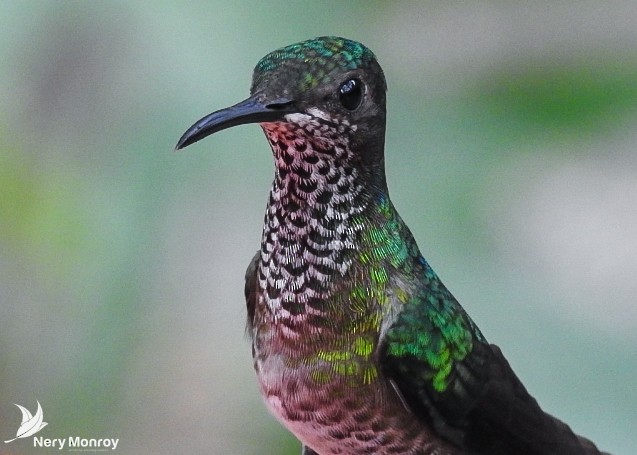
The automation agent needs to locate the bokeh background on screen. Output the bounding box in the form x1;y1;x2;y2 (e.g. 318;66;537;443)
1;2;635;454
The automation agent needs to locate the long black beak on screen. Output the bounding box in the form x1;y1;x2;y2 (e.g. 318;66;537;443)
176;94;296;150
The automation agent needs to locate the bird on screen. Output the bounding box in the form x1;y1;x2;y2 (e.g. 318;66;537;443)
176;36;609;455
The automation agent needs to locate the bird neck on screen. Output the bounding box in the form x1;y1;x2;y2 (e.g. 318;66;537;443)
257;120;389;320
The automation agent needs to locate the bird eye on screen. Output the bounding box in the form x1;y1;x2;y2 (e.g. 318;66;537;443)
339;78;363;110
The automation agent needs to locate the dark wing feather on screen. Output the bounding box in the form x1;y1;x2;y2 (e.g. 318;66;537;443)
467;344;608;455
380;277;609;455
244;251;260;334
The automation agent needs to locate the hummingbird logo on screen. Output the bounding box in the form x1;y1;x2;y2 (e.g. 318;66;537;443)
4;400;48;443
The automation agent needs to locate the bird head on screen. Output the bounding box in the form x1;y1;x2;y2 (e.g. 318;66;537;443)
176;36;387;169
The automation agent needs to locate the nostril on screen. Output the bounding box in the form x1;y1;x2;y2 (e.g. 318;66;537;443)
266;98;295;110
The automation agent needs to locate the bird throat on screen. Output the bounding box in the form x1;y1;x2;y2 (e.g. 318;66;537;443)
257;113;368;322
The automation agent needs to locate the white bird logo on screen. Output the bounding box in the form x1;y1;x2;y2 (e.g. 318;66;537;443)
4;400;48;443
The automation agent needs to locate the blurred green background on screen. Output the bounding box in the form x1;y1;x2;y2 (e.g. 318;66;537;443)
1;2;635;454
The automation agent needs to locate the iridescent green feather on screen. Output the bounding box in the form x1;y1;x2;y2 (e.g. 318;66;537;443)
252;36;381;92
359;193;485;394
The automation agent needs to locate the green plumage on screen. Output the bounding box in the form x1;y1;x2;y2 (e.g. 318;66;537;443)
253;37;376;91
353;191;483;396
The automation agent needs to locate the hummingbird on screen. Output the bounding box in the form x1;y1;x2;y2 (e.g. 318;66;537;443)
176;36;609;455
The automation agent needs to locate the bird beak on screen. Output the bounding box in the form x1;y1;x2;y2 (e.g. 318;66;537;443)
176;94;296;150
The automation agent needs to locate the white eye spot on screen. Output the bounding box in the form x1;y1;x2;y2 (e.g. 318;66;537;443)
284;112;313;123
306;107;331;122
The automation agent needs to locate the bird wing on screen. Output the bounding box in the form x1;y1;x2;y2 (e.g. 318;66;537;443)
379;275;606;455
244;251;260;334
